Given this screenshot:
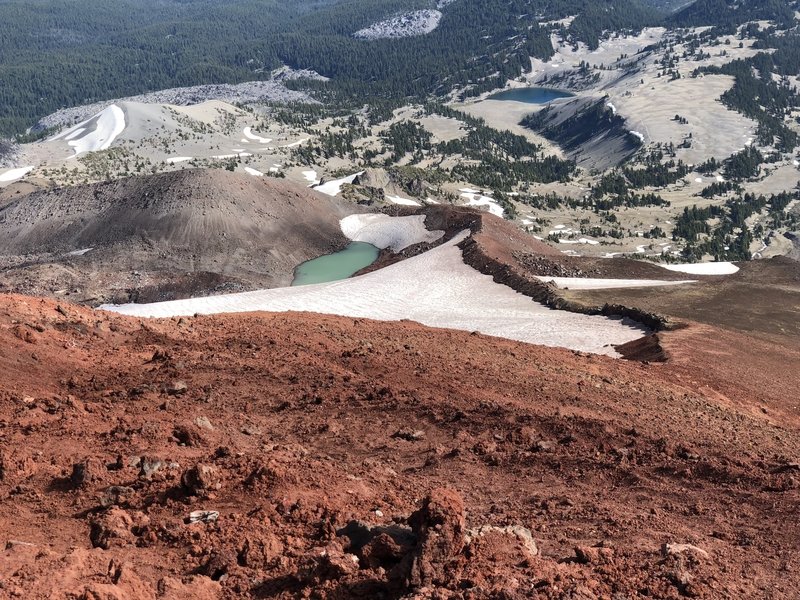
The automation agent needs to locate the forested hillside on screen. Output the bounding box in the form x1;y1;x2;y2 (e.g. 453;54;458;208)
670;0;798;31
641;0;693;12
693;17;800;151
0;0;661;135
0;0;322;134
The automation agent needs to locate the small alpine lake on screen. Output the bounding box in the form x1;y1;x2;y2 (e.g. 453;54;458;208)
487;87;574;104
292;242;380;286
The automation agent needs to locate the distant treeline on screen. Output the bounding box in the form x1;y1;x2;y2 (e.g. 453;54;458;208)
0;0;795;137
670;0;798;33
0;0;662;135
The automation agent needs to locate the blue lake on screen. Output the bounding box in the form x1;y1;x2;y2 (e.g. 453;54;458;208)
488;87;574;104
292;242;380;286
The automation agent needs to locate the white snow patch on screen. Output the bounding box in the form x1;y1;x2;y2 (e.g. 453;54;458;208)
658;262;739;275
386;194;422;207
560;238;599;245
0;166;34;183
302;170;318;183
62;105;126;156
63;128;86;142
166;156;193;164
695;177;703;183
313;172;364;197
537;277;695;290
460;192;504;218
606;102;617;115
282;138;309;148
100;233;648;357
244;167;264;177
243;127;272;144
340;213;443;252
716;175;725;182
354;10;442;40
67;248;94;257
629;130;645;143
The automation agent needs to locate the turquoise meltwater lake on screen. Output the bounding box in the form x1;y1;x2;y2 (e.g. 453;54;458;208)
292;242;380;286
487;87;574;104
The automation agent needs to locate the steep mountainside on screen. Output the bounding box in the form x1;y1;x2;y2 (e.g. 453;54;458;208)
522;97;642;170
0;294;798;598
0;169;356;302
670;0;798;29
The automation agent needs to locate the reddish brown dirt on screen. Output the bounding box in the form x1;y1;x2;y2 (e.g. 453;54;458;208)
562;256;800;344
1;294;799;598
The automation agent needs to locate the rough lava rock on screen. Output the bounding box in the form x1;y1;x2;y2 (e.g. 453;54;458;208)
406;488;466;588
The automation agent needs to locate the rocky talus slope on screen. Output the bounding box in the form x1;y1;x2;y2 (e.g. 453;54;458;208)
0;170;355;303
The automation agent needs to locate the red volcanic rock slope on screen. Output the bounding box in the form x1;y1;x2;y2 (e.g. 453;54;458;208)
0;294;798;598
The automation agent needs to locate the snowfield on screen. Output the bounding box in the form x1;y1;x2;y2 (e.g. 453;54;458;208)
536;276;695;290
386;194;422;206
101;233;648;357
243;127;271;144
354;10;442;40
63;128;86;142
53;105;126;156
658;262;739;275
460;191;504;218
340;214;443;252
629;130;645;144
244;167;264;177
313;172;363;197
0;166;34;183
559;238;600;245
166;157;193;164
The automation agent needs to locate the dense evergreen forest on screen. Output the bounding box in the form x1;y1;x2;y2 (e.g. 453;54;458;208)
0;0;292;134
670;0;798;32
0;0;663;135
0;0;797;140
673;190;799;261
